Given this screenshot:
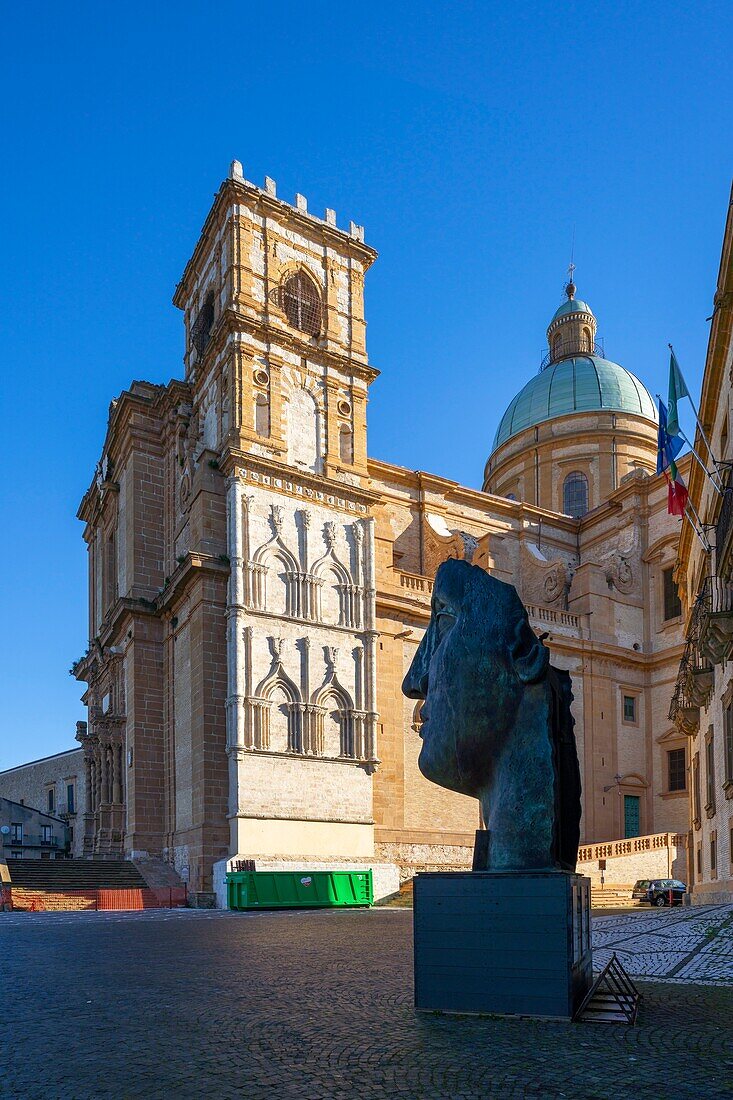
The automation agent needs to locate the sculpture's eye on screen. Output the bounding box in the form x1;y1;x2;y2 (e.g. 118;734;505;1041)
432;599;456;641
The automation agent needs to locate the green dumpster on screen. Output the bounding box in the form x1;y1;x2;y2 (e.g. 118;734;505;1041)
226;869;373;910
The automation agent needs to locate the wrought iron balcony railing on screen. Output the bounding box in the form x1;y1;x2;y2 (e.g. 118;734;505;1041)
540;338;605;371
715;474;733;576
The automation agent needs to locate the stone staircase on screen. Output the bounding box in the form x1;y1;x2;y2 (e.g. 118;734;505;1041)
3;859;189;912
6;859;148;889
589;884;642;909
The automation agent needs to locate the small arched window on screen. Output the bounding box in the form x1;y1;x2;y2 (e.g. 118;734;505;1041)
552;331;562;357
563;471;589;518
339;425;353;465
255;393;270;437
582;325;592;352
191;291;215;356
281;270;322;336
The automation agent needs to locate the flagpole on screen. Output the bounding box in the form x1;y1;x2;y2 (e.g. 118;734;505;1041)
679;491;712;553
668;344;722;487
678;430;723;495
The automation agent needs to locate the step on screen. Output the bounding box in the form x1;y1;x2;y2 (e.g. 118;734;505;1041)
6;859;148;889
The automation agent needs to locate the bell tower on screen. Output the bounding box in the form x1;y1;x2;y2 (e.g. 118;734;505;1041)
173;162;382;866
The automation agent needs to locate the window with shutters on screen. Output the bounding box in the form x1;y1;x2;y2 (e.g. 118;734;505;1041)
705;728;716;815
725;701;733;792
662;566;682;621
667;747;686;792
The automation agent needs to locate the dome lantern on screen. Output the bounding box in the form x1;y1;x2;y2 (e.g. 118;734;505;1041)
545;279;598;365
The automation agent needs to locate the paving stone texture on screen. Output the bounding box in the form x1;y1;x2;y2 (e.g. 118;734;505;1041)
1;906;732;1100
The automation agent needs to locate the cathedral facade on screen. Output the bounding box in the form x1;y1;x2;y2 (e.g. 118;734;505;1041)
70;164;688;895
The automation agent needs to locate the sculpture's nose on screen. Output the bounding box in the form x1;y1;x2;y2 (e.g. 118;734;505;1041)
402;647;429;700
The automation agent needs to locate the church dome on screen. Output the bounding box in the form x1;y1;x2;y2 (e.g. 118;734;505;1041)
492;354;657;450
491;279;657;452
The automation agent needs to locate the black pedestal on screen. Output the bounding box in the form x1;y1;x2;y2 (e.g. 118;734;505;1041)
413;871;592;1019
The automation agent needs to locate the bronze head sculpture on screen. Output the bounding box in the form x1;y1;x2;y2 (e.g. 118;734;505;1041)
403;558;581;872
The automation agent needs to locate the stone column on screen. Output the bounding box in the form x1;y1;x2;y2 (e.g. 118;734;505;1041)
113;741;122;803
362;516;379;763
100;742;108;805
226;476;247;753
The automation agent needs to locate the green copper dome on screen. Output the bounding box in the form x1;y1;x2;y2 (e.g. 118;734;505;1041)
492;355;657;450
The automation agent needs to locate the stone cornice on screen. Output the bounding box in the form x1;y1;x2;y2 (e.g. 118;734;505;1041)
368;458;580;531
486;409;659;478
680;182;733;566
220;449;380;513
191;312;379;388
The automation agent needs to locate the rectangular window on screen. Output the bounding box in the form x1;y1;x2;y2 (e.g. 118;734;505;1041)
705;731;716;813
663;567;682;621
710;831;717;879
623;695;637;723
47;787;55;814
730;825;733;865
725;702;733;786
41;825;52;844
696;842;702;877
693;753;702;826
10;823;22;843
67;783;75;814
668;748;686;792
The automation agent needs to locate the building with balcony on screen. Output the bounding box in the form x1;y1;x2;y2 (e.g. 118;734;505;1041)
0;797;70;860
0;748;85;858
6;165;691;897
672;183;733;904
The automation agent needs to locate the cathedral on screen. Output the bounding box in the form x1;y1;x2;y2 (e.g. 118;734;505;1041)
65;163;688;897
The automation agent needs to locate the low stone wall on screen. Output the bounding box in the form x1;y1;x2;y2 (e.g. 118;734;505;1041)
577;833;687;886
9;888;98;912
375;842;473;883
691;879;733;905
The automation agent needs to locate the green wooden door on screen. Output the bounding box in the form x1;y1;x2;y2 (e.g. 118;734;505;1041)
624;795;641;838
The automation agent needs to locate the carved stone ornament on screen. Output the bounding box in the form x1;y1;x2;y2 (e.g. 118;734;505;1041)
271;504;284;534
324;521;337;549
605;552;634;594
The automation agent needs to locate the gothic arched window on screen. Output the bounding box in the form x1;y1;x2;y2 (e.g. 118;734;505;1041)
281;270;322;336
563;471;589;518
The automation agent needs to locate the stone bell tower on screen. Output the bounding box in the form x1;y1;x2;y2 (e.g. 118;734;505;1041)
173;162;381;864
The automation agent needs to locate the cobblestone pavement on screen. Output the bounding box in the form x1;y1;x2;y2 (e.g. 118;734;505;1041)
2;908;732;1100
593;904;733;983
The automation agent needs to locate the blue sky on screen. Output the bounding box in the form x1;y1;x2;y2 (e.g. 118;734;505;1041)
1;2;731;769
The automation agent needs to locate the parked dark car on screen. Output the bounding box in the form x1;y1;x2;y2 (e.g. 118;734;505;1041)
632;878;686;906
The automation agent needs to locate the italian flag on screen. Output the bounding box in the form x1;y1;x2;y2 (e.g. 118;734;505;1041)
666;457;688;516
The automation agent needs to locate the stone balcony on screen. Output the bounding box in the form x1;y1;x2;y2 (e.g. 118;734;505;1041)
394;571;582;637
697;575;733;664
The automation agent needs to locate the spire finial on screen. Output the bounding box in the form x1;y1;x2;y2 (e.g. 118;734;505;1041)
565;227;576;299
565;262;576;300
